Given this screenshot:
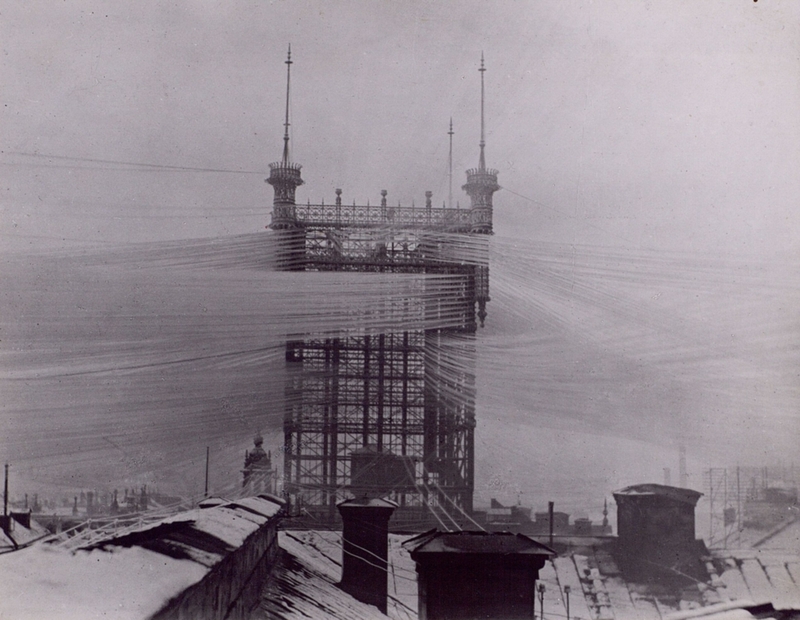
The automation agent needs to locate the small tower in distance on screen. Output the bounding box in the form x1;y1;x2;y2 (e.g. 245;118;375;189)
243;433;276;495
463;52;499;235
267;45;304;230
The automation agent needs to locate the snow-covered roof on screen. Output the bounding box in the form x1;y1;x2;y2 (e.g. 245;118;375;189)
0;514;50;552
749;514;800;553
265;529;799;619
261;530;417;620
0;495;284;620
0;543;208;620
530;536;800;620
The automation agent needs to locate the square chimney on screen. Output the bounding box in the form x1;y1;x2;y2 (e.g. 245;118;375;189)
613;483;706;582
337;497;397;614
405;530;554;620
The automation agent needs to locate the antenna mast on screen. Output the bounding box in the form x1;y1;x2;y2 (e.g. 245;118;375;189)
282;44;293;164
448;118;454;208
204;447;210;498
3;463;8;517
479;51;486;171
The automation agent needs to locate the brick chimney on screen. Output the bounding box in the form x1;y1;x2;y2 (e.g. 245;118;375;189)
337;497;397;613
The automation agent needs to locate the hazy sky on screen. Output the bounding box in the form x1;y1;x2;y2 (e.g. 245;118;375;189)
1;1;799;513
3;1;799;254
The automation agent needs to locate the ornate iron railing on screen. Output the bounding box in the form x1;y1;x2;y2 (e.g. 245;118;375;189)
294;202;471;229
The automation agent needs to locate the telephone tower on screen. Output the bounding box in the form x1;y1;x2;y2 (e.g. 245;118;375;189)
267;49;497;525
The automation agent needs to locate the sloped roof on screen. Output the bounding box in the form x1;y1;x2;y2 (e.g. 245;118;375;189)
261;530;414;620
263;530;800;620
531;536;800;619
0;515;50;551
0;495;284;620
750;515;800;553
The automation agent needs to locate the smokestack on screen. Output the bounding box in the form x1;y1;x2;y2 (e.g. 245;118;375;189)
337;497;397;613
679;445;687;488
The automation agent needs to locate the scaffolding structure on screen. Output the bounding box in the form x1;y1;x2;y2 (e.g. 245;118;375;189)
703;467;741;549
703;464;800;548
267;50;496;525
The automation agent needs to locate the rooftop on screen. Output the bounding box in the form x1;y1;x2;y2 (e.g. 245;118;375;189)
614;483;704;505
404;529;555;556
0;495;284;620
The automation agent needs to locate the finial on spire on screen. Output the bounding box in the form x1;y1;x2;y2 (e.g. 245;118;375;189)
282;44;293;164
479;52;486;171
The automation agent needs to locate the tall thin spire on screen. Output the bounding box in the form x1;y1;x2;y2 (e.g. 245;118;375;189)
282;44;293;164
479;52;486;171
268;46;303;232
448;118;454;208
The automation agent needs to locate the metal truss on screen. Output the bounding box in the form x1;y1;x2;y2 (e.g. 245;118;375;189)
280;218;481;524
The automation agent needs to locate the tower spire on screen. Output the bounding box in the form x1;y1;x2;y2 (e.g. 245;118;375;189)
479;51;486;171
282;44;293;164
462;52;499;326
463;52;497;235
268;46;303;233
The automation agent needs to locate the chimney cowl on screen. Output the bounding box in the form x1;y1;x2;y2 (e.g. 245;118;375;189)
613;483;702;505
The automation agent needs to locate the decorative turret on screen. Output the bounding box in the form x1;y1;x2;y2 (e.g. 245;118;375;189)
462;53;499;236
243;433;276;495
267;45;304;230
462;53;497;326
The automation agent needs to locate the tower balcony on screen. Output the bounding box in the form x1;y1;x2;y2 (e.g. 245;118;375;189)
294;202;471;230
463;168;499;191
267;161;304;185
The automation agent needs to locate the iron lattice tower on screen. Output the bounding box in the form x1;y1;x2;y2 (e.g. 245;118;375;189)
268;49;498;526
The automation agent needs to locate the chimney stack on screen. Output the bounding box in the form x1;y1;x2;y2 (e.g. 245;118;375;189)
613;483;704;581
337;497;397;613
405;530;554;620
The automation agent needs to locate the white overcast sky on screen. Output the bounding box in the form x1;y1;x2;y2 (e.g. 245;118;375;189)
2;0;799;255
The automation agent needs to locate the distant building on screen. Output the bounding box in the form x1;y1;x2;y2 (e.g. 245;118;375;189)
242;434;277;496
475;497;613;537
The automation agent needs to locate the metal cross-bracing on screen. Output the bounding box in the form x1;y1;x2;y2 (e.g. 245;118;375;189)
282;330;476;527
273;210;483;525
272;216;489;527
